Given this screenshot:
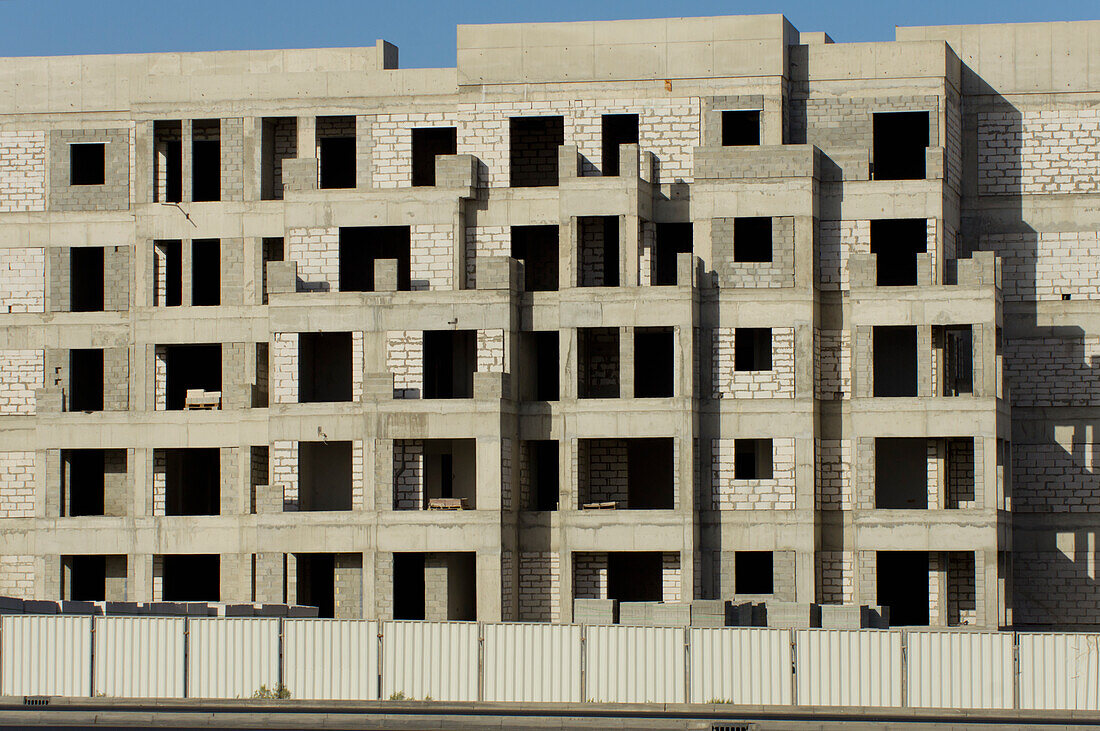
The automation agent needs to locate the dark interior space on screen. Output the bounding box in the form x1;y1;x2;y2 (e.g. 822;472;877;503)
299;441;352;511
601;114;639;176
735;328;772;371
509;116;563;187
69;348;103;412
70;143;105;186
68;555;106;601
423;330;475;399
607;552;663;602
393;552;426;620
411;127;457;186
626;438;674;509
946;438;977;507
299;332;352;403
634;327;674;398
520;331;560;401
877;551;930;626
578;216;619;287
157;240;182;307
873;111;929;181
191;239;220;306
162;554;220;601
875;438;928;509
70;247;104;312
164;447;220;516
529;440;559;511
64;449;104;516
735;438;772;480
444;553;478;621
653;223;692;286
735;551;774;594
153;120;183;203
870;219;927;286
164;344;221;410
296;553;335;618
578;327;620;399
942;325;974;396
734;217;772;263
873;326;918;397
339;226;412;291
261;237;284;304
421;439;476;508
511;225;559;291
722;110;761;146
191;120;221;202
260;116;296;200
319;136;355;189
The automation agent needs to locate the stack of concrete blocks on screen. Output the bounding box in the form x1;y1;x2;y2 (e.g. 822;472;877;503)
688;600;729;627
573;598;617;625
765;602;819;629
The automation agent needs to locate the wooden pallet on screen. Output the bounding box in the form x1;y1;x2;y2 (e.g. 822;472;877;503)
581;501;618;510
427;498;467;510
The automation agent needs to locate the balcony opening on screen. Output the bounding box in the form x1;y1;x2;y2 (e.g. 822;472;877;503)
427;553;477;621
153;121;182;203
299;332;352;403
261;237;283;304
392;438;477;511
735;328;772;371
519;331;559;401
877;551;929;626
62;449;126;517
634;327;674;398
735;551;773;595
191;239;220;306
578;216;619;287
339;226;411;292
64;555;106;600
423;330;475;399
317;115;356;189
393;552;426;620
153;240;182;307
607;552;663;602
296;553;335;618
411;127;457;186
872;111;929;181
578;327;620;399
875;438;928;509
191;119;221;202
722;110;761;146
870;219;926;286
69;348;103;412
163;344;221;410
601;114;639;176
70;143;105;186
70;247;104;312
163;447;220;516
578;438;673;509
261;117;296;200
734;439;772;480
734;217;772;263
653;223;692;286
161;554;220;601
938;325;973;396
527;440;559;511
872;326;918;397
946;437;976;508
511;225;559;291
299;440;352;512
509;116;563;188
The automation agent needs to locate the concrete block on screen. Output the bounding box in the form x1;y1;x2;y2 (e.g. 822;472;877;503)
282;158;318;191
287;605;320;618
256;604;288;617
618;601;651;625
0;596;24;614
861;605;891;629
362;373;395;399
820;604;861;629
105;601;143;615
765;601;817;628
225;603;257;617
60;600;100;615
373;258;398;292
573;598;617;625
651;602;690;627
435;154;478;190
476;256;522;291
22;600;59;614
34;387;61;414
266;261;298;295
473;371;506;400
689;600;729;627
847;252;877;288
558;144;580;181
726;602;758;626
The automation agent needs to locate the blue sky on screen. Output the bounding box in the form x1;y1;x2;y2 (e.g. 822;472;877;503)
0;0;1095;66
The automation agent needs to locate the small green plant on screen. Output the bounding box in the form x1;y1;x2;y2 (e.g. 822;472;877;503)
251;683;291;699
388;691;408;701
707;697;734;704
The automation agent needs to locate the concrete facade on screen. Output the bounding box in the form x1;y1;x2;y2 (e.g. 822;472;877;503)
0;14;1095;629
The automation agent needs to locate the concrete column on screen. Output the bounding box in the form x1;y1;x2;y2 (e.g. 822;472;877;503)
561;218;577;290
44;449;60;517
131;554;151;603
181;120;193;203
979;548;998;628
931;551;947;627
477;550;501;622
355;115;372;190
619;327;634;399
918;325;933;397
181;239;193;306
133;447;150;517
334;553;363;619
621;214;638;287
476;436;501;511
560;329;577;400
220;553;249;603
558;549;574;623
373;438;393;511
243;118;261;202
297;116;316;160
135;121;154;205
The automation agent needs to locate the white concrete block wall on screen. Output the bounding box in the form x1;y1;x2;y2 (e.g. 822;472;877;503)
501;550;514;620
465;225;509;289
661;552;681;602
816;438;853;510
982;231;1100;301
927;440;941;509
0;350;42;415
0;132;46;213
152;242;168;306
712;327;795;399
273;440;297;511
578;439;628;505
978;109;1100;195
818;220;870;291
639;220;655;286
569;98;701;181
352;440;364;508
518;551;560;622
0;451;35;518
477;329;505;373
287;227;339;292
929;552;942;626
712;437;796;510
817;550;854;604
410;224;453;291
0;555;34;599
152;449;166;515
152;555;163;601
573;552;608;599
1004;335;1100;408
500;436;512;510
271;333;299;404
352;331;364;402
0;248;45;313
1014;440;1100;512
815;329;851;400
387;330;423;399
393;439;423;509
153;346;168;411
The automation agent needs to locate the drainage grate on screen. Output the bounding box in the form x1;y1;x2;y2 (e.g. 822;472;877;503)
23;696;49;706
712;725;751;731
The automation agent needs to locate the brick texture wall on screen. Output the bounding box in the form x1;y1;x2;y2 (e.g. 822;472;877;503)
978;109;1100;195
49;128;130;211
816;550;855;604
518;551;560;622
572;552;608;599
271;333;298;404
0;555;34;598
393;439;423;509
712;437;796;510
387;330;423;398
712;326;795;399
0;248;45;313
465;225;509;289
287;227;339;292
577;439;628;505
0;350;42;415
0;451;35;518
818;220;870;291
1004;336;1100;408
814;328;851;399
273;440;297;511
980;231;1100;302
477;329;505;373
1014;439;1100;513
0;131;46;212
410;224;453;291
816;438;853;510
662;552;681;602
712;216;796;289
1015;547;1100;625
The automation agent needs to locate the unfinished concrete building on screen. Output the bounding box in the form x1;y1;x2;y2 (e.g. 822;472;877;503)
0;14;1096;629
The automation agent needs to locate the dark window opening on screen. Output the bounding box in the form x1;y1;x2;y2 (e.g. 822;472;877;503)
163;447;220;516
338;226;411;292
873;111;929;181
63;449;105;516
69;349;103;412
601;114;639;177
155;240;182;307
509;116;563;187
191;120;221;202
299;332;352;403
653;223;692;286
722;110;761;147
578;216;619;287
422;553;477;621
578;327;620;399
319;136;355;190
946;437;976;508
520;331;560;402
870;219;927;286
161;554;220;602
873;326;918;397
393;552;426;620
634;327;674;398
423;439;477;508
423;330;475;399
163;344;221;411
70;247;104;312
296;554;335;618
735;551;773;594
875;438;928;509
66;555;106;601
734;217;772;263
511;225;559;291
299;441;352;512
735;328;772;371
941;325;973;396
412;127;457;186
191;239;220;307
261;237;284;304
607;552;663;602
877;551;929;626
70;143;105;186
529;440;559;511
734;439;772;480
627;438;674;509
154;121;182;203
261;117;296;201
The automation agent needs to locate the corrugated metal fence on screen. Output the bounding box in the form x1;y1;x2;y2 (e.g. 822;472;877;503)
1;616;1098;710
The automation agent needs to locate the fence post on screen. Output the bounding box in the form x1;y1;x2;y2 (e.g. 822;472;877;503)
182;616;189;699
1012;631;1019;710
789;629;798;706
682;626;690;704
88;615;96;697
579;623;587;702
376;622;384;701
900;630;909;708
277;617;284;692
477;622;484;702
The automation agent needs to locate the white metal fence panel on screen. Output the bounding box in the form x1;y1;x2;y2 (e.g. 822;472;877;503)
94;616;185;698
283;619;379;700
483;623;581;703
907;631;1013;709
381;621;478;701
1018;633;1100;711
0;615;92;697
187;618;280;699
585;625;685;704
794;629;902;707
689;628;791;705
